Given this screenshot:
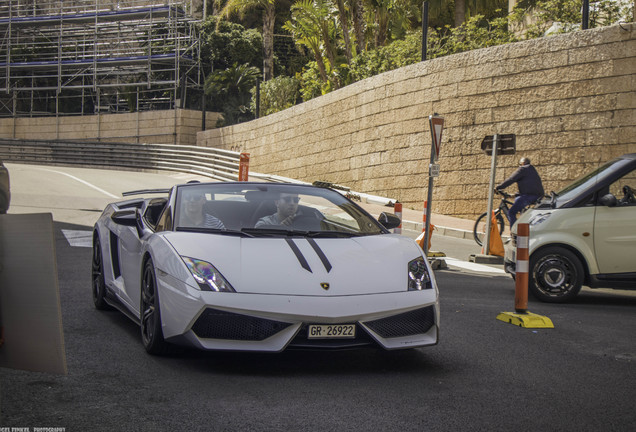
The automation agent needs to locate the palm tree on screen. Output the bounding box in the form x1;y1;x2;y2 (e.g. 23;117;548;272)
216;0;277;81
284;0;338;82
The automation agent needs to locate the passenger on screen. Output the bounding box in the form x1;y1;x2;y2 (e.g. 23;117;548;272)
180;190;225;229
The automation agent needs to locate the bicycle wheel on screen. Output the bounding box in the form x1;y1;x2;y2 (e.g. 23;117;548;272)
473;212;506;247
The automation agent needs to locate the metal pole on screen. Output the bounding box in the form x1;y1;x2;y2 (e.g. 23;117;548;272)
423;143;435;255
582;0;589;29
421;2;429;61
483;135;499;255
255;78;261;119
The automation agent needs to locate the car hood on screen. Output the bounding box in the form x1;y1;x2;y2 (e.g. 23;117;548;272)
163;232;423;296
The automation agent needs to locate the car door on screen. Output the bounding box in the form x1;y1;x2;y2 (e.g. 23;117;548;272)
118;212;145;316
593;168;636;274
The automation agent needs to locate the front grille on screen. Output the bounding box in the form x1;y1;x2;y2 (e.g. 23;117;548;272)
191;308;292;341
364;306;436;338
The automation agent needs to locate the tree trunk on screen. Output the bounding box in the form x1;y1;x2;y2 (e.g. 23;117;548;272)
352;0;365;53
336;0;353;62
262;3;276;81
454;0;466;27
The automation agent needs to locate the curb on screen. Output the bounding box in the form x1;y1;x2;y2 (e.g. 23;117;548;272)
401;219;474;240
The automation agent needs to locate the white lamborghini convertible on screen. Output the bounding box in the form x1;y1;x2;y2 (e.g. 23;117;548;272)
92;182;439;354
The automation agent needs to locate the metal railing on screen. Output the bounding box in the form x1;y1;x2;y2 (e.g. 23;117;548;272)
0;138;397;206
0;138;243;182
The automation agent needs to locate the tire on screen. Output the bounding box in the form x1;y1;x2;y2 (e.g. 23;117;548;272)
473;212;505;246
141;257;168;355
92;235;111;310
529;246;584;303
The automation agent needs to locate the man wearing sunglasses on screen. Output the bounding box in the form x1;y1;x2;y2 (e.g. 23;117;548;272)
255;193;302;227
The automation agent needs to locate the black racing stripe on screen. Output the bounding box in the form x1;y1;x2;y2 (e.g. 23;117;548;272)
285;239;312;273
307;238;332;273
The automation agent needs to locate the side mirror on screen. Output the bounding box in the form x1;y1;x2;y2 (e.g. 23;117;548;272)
378;212;401;230
111;209;138;226
599;193;617;207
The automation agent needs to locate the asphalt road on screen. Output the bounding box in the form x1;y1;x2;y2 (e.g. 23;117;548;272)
1;164;635;431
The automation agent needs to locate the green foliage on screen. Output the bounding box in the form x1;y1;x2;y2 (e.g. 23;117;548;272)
204;63;261;125
346;31;422;82
428;14;516;58
510;0;633;38
250;75;301;115
199;17;263;71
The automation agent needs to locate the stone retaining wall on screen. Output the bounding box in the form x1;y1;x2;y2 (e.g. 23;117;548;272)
199;23;636;219
0;109;220;146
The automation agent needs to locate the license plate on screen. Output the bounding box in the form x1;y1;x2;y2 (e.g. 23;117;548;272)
307;324;356;339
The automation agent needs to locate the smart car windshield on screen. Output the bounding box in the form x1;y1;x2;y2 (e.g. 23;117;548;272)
552;158;634;206
174;183;385;236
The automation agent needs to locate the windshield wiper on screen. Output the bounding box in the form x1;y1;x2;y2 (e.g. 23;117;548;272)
241;227;364;238
306;231;360;238
176;227;254;237
550;191;558;208
241;227;311;237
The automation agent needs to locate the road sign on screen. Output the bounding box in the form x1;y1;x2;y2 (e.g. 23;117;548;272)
429;115;444;161
481;134;516;155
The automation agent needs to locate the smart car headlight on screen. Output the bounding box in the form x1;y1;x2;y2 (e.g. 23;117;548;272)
529;212;552;226
408;257;432;291
182;257;235;292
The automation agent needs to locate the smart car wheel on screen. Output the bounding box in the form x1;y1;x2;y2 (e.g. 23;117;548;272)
530;247;583;303
141;258;168;355
91;235;111;310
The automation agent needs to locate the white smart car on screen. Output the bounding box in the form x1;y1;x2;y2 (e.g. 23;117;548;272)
92;182;439;354
504;153;636;302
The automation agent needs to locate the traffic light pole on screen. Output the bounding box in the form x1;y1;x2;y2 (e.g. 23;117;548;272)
423;142;435;255
483;134;499;255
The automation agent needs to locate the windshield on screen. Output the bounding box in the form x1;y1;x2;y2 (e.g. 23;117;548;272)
554;158;633;205
174;183;385;236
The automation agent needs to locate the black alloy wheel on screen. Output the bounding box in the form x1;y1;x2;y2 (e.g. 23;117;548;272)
529;246;584;303
141;258;168;355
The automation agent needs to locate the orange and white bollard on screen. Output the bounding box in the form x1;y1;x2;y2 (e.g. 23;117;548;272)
515;223;530;313
496;221;553;328
238;152;250;181
393;202;402;234
422;200;427;233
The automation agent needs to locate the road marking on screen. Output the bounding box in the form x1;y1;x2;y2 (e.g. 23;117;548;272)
444;257;506;274
62;230;92;248
35;167;120;199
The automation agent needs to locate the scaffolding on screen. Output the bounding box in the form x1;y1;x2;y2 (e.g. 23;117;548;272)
0;0;202;117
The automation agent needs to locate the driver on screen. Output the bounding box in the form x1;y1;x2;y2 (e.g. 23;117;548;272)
255;193;300;227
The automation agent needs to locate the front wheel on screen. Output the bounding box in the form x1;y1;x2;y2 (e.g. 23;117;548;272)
473;212;505;246
141;258;169;355
529;246;584;303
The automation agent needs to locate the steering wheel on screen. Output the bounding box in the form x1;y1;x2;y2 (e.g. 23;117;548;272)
620;185;635;204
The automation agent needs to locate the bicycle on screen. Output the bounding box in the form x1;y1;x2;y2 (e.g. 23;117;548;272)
472;190;514;247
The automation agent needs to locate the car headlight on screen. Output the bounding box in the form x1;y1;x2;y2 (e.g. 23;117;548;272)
408;257;432;291
529;212;552;226
182;257;235;292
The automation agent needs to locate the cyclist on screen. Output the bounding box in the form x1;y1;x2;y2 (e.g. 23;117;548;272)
496;157;544;226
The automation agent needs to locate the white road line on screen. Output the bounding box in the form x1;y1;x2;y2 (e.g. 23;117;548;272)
444;257;506;274
36;167;120;199
62;230;93;248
